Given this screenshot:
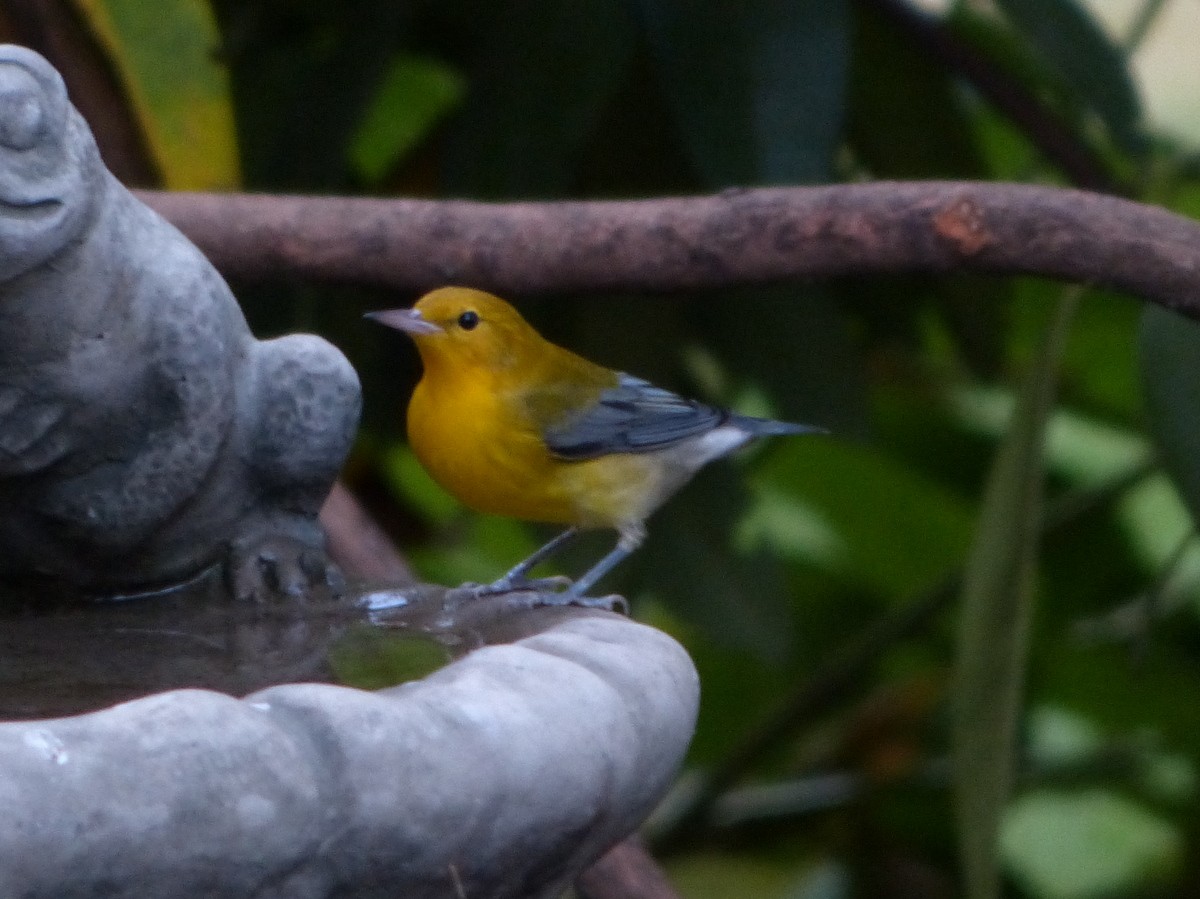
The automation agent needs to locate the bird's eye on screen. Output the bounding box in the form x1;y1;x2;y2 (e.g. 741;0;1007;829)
458;310;480;330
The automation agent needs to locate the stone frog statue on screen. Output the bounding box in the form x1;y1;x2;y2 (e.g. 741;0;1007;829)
0;45;361;600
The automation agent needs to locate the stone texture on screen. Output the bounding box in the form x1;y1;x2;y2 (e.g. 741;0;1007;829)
0;45;361;599
0;611;699;898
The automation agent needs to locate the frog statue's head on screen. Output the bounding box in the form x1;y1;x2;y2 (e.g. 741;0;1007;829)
0;44;101;282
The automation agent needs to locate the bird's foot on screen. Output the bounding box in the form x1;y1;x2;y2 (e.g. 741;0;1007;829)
470;573;574;596
461;574;628;615
561;592;629;615
487;588;629;616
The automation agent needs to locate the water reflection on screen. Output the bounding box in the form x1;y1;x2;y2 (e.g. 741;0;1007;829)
0;573;433;719
0;575;583;720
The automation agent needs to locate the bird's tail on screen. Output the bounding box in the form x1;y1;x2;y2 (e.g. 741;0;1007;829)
730;415;828;438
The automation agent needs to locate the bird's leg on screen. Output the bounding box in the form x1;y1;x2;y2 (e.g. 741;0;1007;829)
477;526;581;595
559;523;645;606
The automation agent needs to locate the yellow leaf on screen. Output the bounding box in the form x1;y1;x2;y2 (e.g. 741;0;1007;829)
71;0;240;189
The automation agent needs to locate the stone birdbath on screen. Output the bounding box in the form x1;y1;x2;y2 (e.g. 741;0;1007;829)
0;45;698;898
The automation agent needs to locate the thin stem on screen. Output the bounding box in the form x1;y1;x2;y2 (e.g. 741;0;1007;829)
649;460;1157;852
856;0;1124;193
1124;0;1169;53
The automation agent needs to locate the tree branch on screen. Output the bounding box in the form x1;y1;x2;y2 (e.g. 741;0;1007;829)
856;0;1125;194
138;183;1200;318
575;837;684;899
319;482;417;586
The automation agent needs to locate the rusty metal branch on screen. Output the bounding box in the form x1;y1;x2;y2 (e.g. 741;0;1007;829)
139;183;1200;318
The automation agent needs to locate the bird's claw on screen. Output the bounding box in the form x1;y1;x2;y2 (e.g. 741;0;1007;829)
564;592;629;615
472;573;574;596
486;588;628;616
459;576;628;616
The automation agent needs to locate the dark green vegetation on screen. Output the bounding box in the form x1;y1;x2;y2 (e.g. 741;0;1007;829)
10;0;1200;895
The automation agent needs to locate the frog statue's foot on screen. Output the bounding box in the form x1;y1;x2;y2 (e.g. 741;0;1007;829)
228;517;346;603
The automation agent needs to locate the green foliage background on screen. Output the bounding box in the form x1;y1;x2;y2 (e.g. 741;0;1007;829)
20;0;1200;895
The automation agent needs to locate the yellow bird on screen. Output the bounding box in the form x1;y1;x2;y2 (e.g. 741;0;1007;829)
368;287;822;606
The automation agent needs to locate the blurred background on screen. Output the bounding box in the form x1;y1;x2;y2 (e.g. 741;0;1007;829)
5;0;1200;895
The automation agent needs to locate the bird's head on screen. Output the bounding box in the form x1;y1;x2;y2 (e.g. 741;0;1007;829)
367;287;539;373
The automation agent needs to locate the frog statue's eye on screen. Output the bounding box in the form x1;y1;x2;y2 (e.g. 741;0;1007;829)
457;310;480;331
0;67;44;152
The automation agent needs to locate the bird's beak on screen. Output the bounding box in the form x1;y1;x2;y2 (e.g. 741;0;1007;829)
364;308;442;335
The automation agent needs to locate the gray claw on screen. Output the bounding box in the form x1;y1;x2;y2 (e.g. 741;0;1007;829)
475;574;573;597
494;589;628;616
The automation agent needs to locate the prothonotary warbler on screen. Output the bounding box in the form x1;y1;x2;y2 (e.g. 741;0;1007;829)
368;287;823;607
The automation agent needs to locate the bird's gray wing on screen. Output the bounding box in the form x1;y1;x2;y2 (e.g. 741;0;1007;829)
542;373;726;460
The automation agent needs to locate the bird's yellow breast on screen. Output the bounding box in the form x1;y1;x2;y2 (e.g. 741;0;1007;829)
407;367;665;529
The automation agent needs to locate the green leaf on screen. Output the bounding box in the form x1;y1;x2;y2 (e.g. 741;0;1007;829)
212;2;407;191
1025;705;1198;808
441;0;637;197
930;278;1011;379
1024;704;1106;769
415;515;540;589
383;443;461;529
1037;642;1200;774
666;851;802;899
1139;304;1200;533
72;0;239;188
847;1;985;180
952;296;1076;899
991;0;1143;154
788;859;854;899
692;286;869;437
747;436;974;600
1053;292;1142;421
628;463;798;664
636;0;849;185
350;55;465;184
949;382;1190;596
381;444;542;587
1002;790;1183;899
